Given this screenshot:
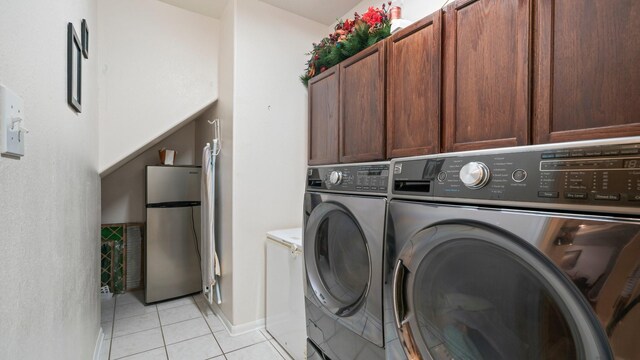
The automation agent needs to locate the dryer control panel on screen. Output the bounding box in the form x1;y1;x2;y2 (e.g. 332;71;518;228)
392;139;640;213
307;163;390;194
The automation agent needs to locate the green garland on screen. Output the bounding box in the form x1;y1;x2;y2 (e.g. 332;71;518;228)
301;5;392;87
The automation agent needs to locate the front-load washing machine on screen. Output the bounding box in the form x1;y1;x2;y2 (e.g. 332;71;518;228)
385;137;640;359
304;162;389;360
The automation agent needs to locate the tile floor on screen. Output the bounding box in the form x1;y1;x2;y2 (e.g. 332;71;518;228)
100;291;293;360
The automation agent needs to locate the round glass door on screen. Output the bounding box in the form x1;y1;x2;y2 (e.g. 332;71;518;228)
393;224;610;360
305;203;371;316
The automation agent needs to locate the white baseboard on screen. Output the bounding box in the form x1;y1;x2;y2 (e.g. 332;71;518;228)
93;326;105;360
206;301;265;336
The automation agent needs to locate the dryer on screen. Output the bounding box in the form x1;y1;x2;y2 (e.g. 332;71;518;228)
385;137;640;360
304;162;389;360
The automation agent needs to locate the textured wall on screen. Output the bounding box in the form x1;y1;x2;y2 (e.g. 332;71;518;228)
0;0;101;359
231;0;327;326
97;0;219;173
101;121;196;224
194;0;236;323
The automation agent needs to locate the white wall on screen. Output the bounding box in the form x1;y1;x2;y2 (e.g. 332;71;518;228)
0;0;100;359
98;0;220;173
337;0;443;25
231;0;327;326
101;121;197;224
194;0;236;323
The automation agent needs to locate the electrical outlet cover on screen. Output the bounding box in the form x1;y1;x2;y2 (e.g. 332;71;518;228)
0;84;25;157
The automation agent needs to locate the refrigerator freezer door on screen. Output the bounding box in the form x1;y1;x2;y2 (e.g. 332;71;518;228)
146;166;201;204
145;206;202;303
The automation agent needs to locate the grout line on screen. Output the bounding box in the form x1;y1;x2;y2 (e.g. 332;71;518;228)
268;340;285;360
112;293;146;308
113;305;158;322
260;328;273;340
194;296;227;356
205;355;227;360
158;302;200;314
221;337;270;356
111;346;165;360
163;313;207;328
112;311;205;340
165;333;215;348
111;325;162;340
277;339;294;360
110;293;269;360
155;306;170;360
160;314;203;327
107;295;117;360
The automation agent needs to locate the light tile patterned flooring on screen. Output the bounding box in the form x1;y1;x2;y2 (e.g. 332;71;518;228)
100;291;293;360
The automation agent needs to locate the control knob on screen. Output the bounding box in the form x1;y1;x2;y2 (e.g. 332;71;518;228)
328;170;343;185
459;162;490;189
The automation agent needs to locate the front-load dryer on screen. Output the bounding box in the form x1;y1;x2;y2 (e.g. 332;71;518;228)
385;137;640;360
304;162;389;360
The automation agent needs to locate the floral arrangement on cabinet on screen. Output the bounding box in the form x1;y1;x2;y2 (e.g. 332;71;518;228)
300;3;392;86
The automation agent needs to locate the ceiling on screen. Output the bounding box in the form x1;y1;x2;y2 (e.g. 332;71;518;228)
156;0;360;25
156;0;229;18
259;0;361;25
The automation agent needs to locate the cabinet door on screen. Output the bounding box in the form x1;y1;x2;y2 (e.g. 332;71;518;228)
442;0;531;152
533;0;640;143
308;67;340;165
340;41;386;163
387;11;442;158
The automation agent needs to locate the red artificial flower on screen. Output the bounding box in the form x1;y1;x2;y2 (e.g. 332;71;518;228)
361;7;384;27
343;19;355;33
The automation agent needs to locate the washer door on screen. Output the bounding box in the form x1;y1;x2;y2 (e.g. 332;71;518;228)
305;202;371;317
392;223;611;360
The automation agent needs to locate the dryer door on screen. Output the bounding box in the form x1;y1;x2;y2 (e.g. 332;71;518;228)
305;201;371;316
304;192;386;348
392;223;611;360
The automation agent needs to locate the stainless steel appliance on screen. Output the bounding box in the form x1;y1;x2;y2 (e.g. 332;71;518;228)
145;165;202;303
386;137;640;359
304;162;389;360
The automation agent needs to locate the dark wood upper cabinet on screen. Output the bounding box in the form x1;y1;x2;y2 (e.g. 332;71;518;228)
308;66;340;165
533;0;640;143
339;41;386;163
442;0;531;152
387;11;442;158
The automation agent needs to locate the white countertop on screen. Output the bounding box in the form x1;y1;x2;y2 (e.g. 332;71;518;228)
266;227;303;248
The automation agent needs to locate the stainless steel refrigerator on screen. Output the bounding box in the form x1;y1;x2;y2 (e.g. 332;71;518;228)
145;165;202;303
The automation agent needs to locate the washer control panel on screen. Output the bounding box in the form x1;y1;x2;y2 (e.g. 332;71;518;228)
307;163;390;194
392;140;640;211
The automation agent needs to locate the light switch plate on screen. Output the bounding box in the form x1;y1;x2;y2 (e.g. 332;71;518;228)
0;84;25;157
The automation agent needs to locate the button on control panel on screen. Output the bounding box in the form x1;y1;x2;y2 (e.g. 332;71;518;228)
564;192;588;200
307;164;389;194
512;169;527;182
538;191;559;198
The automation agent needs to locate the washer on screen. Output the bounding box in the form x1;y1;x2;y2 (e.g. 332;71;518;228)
304;162;389;360
385;137;640;360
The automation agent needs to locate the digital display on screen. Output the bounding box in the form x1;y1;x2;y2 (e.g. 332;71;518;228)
624;159;639;168
541;158;640;171
358;170;382;176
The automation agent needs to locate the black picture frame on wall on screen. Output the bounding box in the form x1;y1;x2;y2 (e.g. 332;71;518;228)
81;19;89;59
67;22;82;113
